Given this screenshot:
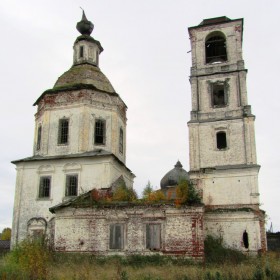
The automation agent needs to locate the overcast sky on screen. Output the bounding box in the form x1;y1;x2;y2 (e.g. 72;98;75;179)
0;0;279;233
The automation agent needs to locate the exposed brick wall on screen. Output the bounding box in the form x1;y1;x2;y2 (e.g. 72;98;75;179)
53;205;204;259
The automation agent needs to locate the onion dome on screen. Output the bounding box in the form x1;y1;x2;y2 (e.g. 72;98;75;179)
160;161;189;189
76;10;94;35
52;11;115;94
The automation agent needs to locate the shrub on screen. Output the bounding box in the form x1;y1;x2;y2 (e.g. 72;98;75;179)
204;235;246;264
4;237;51;280
112;183;138;202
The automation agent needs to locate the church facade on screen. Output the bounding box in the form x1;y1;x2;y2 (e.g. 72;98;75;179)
11;14;266;257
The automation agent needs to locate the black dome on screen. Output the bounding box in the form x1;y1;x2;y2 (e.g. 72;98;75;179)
160;161;189;189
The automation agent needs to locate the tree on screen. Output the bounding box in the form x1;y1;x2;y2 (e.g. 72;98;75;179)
142;180;153;199
112;183;138;202
1;227;11;240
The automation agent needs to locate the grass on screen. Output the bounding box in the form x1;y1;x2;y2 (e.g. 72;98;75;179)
0;238;280;280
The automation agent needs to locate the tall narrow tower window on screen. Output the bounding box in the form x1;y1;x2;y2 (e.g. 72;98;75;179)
212;83;226;107
65;174;78;196
79;46;84;58
205;34;227;64
37;125;42;150
216;131;227;149
39;176;51;198
95;119;106;145
58;119;69;145
119;128;123;154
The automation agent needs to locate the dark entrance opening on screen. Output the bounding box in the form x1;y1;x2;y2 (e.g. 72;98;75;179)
243;230;249;249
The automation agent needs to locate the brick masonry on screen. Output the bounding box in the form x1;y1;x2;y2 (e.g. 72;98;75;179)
52;205;204;259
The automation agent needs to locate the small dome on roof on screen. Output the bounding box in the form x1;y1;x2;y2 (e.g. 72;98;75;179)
53;64;115;93
160;161;189;189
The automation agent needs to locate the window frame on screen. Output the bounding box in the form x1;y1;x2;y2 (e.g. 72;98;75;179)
146;224;161;250
119;127;124;154
211;82;227;108
94;119;106;145
36;125;42;151
58;118;69;145
109;224;124;250
205;33;227;64
216;131;227;150
65;174;78;197
79;45;84;58
38;176;51;199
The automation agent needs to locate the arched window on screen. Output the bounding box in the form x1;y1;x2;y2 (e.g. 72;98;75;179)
205;33;227;64
216;131;227;149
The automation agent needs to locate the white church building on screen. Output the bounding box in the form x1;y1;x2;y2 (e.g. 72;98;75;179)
11;13;266;257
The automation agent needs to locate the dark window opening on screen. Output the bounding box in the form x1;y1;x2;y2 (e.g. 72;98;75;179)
39;176;51;198
243;230;249;249
146;224;161;250
119;128;123;154
212;83;226;107
96;50;99;65
58;119;69;145
37;126;42;150
205;35;227;64
216;131;227;149
110;224;124;249
66;175;78;196
95;119;106;145
79;46;84;58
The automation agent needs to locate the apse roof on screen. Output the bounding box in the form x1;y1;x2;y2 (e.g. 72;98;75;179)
160;161;189;189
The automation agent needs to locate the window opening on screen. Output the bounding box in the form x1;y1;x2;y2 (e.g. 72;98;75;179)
66;175;78;196
96;50;99;65
95;119;106;145
37;126;42;150
39;176;51;198
243;230;249;249
146;224;161;250
119;128;123;154
58;119;69;145
216;131;227;149
110;224;124;249
212;83;226;106
79;46;84;58
205;35;227;64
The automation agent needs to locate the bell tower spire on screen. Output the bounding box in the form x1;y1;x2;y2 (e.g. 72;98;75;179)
73;10;103;67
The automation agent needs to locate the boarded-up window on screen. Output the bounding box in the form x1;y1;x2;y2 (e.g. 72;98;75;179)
110;224;124;249
146;224;161;250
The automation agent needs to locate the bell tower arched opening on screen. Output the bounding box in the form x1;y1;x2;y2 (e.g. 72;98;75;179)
205;32;227;64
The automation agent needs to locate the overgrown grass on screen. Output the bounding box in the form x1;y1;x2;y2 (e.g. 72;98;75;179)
1;238;280;280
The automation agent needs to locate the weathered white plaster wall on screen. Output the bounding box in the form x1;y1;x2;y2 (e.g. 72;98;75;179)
205;211;263;253
11;156;134;246
53;206;204;258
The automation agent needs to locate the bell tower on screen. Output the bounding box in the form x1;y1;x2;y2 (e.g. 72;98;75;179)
188;17;266;252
